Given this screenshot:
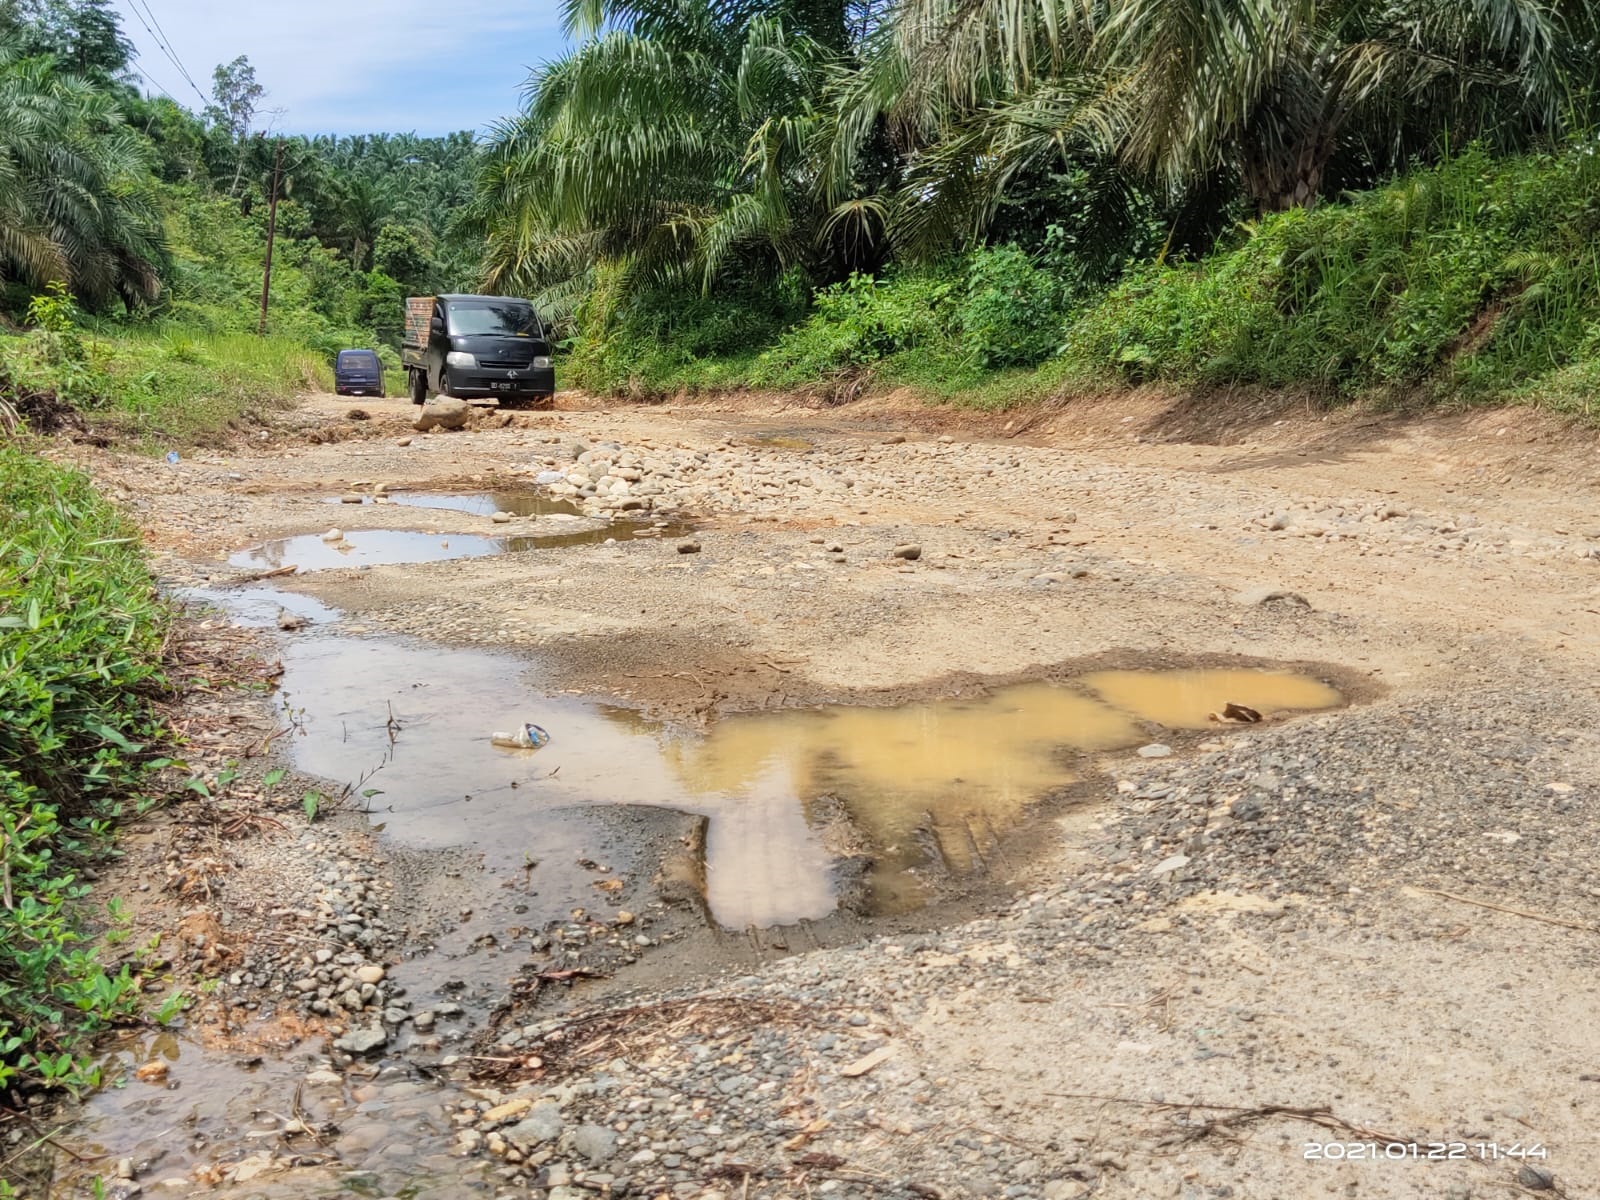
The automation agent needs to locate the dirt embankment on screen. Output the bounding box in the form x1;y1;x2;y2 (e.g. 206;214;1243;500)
31;387;1600;1200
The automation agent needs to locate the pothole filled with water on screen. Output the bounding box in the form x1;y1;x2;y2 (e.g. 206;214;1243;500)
171;585;341;628
276;635;1341;928
325;490;585;518
229;519;689;572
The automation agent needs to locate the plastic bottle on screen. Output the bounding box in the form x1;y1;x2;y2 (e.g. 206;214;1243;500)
491;723;551;750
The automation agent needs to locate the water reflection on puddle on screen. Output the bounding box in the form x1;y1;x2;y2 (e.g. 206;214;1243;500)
327;490;584;518
278;638;1340;928
172;584;341;628
230;521;682;572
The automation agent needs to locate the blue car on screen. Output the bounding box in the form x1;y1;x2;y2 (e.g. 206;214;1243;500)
334;349;385;397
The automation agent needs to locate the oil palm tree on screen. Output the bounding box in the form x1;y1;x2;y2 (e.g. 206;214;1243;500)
838;0;1571;259
0;41;165;308
472;0;846;308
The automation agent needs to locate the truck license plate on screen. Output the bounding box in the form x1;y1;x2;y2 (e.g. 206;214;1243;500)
492;382;513;391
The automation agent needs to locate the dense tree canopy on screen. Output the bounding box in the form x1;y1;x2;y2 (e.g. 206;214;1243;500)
479;0;1597;310
0;1;483;335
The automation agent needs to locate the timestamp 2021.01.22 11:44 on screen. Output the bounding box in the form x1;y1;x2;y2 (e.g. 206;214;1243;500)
1304;1142;1548;1162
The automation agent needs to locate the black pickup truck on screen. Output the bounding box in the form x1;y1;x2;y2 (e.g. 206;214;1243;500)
401;294;555;408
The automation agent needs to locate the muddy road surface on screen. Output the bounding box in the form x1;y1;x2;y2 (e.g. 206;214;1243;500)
29;390;1600;1200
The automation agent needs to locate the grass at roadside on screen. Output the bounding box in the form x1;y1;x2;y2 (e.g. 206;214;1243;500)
3;286;334;444
56;326;328;441
0;442;176;1100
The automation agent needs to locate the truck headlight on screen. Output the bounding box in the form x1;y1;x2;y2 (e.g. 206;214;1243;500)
533;356;552;368
446;351;477;369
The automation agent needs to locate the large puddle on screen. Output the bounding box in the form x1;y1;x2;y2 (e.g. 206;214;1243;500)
277;636;1340;928
230;520;685;572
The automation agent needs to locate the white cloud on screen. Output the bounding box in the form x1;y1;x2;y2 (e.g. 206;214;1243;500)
114;0;565;133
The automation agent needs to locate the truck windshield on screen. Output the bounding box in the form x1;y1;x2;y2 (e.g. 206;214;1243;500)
446;303;539;338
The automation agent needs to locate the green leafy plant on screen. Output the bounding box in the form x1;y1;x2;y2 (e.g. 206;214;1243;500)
755;270;957;386
955;246;1066;369
0;445;172;1095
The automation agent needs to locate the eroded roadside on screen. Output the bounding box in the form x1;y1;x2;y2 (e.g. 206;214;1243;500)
27;391;1600;1200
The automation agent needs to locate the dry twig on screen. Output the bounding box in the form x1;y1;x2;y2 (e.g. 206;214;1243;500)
1409;886;1596;933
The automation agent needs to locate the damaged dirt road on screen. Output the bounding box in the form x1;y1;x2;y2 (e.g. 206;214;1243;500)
35;389;1600;1200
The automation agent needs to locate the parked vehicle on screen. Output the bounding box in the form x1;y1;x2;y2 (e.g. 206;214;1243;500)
334;348;385;397
401;294;555;408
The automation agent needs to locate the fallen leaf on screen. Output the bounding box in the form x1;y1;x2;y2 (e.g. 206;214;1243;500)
782;1118;832;1151
839;1045;894;1077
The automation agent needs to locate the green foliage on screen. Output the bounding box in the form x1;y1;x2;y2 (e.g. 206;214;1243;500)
204;55;262;141
473;0;849;306
1061;145;1600;401
755;270;956;384
0;0;131;80
955;246;1066;369
573;247;1070;395
0;311;331;438
0;445;168;1095
566;267;802;394
372;222;435;295
0;40;168;311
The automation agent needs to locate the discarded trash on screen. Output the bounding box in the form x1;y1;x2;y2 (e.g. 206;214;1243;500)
535;470;566;485
491;723;551;750
165;450;180;464
321;528;343;542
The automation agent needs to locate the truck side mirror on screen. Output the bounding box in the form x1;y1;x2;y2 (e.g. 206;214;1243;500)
430;316;445;335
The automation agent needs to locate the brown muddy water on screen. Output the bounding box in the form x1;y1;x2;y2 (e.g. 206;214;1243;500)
276;634;1340;929
48;588;1344;1198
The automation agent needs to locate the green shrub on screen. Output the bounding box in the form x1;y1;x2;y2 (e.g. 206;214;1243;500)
0;445;170;1096
955;245;1067;369
755;270;957;385
568;270;801;395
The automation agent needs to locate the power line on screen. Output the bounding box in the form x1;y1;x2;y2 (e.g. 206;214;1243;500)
122;0;210;109
122;2;202;105
133;60;179;102
126;0;206;100
130;0;207;98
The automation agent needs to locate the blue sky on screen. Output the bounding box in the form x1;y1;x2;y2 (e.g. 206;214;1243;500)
112;0;568;135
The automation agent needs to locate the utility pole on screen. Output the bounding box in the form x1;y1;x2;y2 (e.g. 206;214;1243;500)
257;137;283;336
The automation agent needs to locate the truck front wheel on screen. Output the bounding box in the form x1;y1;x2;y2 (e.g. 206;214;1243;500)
408;369;426;405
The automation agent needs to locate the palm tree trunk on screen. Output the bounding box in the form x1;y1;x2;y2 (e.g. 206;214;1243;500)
1239;130;1333;213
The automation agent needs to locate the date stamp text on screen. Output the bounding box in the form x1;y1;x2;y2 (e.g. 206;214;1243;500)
1304;1142;1548;1162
